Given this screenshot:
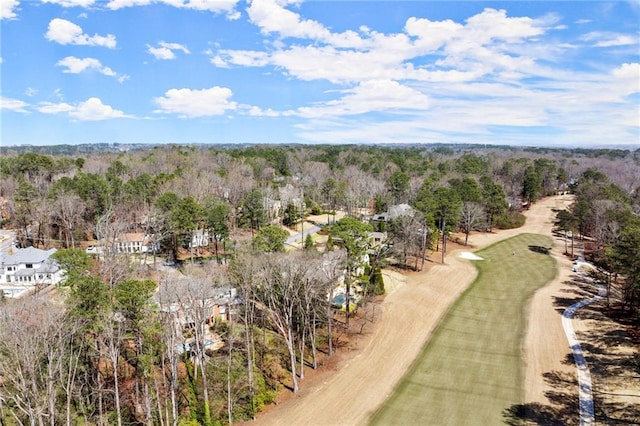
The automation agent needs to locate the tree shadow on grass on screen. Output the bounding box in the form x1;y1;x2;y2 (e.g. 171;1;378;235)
552;277;603;316
528;245;552;255
507;282;640;425
503;370;580;425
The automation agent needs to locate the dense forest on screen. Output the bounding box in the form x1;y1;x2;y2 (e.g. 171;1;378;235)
0;144;638;425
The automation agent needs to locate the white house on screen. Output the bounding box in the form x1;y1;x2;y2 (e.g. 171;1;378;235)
0;247;64;297
114;232;155;254
188;230;210;249
85;233;158;256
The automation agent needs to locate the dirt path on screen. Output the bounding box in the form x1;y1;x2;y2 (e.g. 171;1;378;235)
253;195;572;426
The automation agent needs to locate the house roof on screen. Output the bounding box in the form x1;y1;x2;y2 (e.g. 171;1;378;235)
372;204;415;222
388;203;415;219
119;233;145;242
38;260;60;273
1;247;57;266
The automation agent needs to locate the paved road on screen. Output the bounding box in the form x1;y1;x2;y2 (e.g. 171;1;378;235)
285;222;324;246
562;282;607;426
0;230;16;255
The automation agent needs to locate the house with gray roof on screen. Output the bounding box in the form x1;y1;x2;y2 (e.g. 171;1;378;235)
372;203;416;222
0;247;64;298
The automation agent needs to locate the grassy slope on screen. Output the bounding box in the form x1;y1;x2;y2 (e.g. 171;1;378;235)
370;233;556;425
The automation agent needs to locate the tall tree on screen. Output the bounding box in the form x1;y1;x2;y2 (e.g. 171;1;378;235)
329;217;373;324
205;198;231;264
480;176;508;232
387;171;410;204
253;225;289;253
432;187;462;264
554;209;578;256
522;165;543;206
240;189;266;233
170;195;203;262
251;252;313;393
607;219;640;316
459;201;486;246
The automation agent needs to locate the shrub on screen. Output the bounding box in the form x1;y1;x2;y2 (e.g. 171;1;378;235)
368;266;385;296
495;210;526;229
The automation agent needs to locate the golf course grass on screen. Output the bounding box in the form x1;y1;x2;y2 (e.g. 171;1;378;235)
370;233;556;425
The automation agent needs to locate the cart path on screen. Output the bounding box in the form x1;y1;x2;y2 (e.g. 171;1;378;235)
253;195;572;426
562;284;606;426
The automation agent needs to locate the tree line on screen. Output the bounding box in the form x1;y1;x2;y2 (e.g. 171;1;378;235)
553;167;640;316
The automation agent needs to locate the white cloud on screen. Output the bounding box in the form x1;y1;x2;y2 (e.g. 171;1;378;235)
37;97;128;121
201;3;640;146
41;0;96;7
147;41;190;60
25;87;38;97
296;80;430;118
105;0;151;9
37;101;76;114
1;0;19;20
247;0;368;48
165;0;239;15
45;18;117;48
248;0;331;39
612;62;640;80
71;97;127;120
154;86;237;117
611;63;640;96
580;31;638;47
106;0;240;17
210;49;270;67
463;8;546;42
56;56;117;76
1;96;29;113
246;106;279;117
221;5;554;87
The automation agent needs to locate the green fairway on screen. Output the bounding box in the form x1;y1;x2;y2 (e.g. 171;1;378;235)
370;233;556;425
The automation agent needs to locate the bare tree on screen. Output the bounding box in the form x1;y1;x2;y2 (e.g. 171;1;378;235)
224;162;256;230
158;270;223;425
95;209;131;288
388;214;425;271
155;280;182;426
319;251;346;355
54;192;85;248
252;252;308;393
459;201;487;246
228;253;259;419
0;296;72;426
99;314;125;426
303;251;344;368
300;161;331;206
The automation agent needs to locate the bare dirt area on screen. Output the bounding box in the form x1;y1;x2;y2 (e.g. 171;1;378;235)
251;195;638;426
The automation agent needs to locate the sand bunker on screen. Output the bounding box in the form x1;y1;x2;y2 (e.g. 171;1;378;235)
458;251;484;260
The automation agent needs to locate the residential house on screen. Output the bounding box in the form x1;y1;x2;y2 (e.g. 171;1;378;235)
368;231;388;247
372;203;415;222
156;280;241;343
115;232;153;254
0;247;64;297
188;230;209;249
85;233;158;256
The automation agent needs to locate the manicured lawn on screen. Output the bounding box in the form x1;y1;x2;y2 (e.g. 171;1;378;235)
370;233;556;425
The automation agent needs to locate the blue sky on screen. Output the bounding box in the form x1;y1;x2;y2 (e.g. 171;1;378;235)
1;0;639;147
